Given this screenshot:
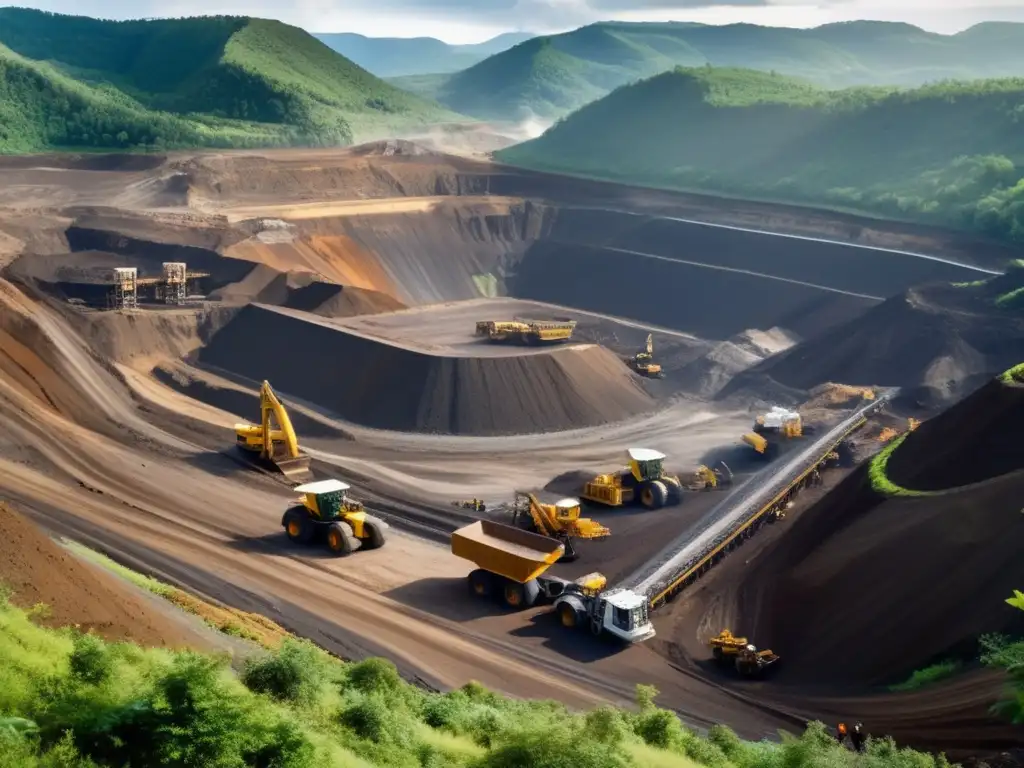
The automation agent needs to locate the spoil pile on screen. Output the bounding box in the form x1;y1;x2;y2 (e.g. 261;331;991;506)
732;374;1024;686
198;303;655;435
722;284;1024;406
0;503;201;648
886;370;1024;490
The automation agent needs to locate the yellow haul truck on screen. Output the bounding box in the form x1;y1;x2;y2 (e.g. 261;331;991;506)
742;406;803;460
475;318;577;345
283;479;387;556
581;448;684;509
452;520;655;642
509;491;610;561
709;629;780;678
234;380;313;484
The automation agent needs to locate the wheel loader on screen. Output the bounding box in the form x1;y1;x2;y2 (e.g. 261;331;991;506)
687;462;733;491
626;334;663;378
234;380;313;484
581;448;683;510
742;406;803;460
709;629;779;677
509;491;610;561
282;479;387;556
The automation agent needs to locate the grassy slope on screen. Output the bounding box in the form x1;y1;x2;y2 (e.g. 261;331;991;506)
0;8;460;153
0;589;957;768
433;20;1024;120
498;67;1024;243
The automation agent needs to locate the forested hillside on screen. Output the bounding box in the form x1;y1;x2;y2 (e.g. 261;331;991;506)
316;31;534;77
0;8;459;153
429;20;1024;120
498;68;1024;243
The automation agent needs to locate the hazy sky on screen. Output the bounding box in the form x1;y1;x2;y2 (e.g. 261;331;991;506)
21;0;1024;43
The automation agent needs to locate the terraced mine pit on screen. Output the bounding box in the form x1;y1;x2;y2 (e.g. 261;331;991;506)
0;144;1020;757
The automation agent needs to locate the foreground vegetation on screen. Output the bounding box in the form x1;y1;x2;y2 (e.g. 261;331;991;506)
429;20;1024;120
0;8;459;153
499;67;1024;243
0;589;962;768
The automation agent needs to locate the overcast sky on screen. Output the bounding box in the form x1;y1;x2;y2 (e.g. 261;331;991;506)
20;0;1024;43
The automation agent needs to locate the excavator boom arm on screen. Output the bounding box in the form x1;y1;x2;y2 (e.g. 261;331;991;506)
260;381;302;460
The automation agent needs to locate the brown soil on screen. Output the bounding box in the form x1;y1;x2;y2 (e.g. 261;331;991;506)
0;503;201;648
886;374;1024;490
198;303;655;435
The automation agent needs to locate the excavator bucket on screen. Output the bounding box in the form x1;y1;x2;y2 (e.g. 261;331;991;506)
273;454;314;484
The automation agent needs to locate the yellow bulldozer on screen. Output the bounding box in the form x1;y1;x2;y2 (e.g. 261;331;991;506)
709;629;780;677
687;461;734;491
581;448;683;510
742;406;803;460
283;479;387;555
510;491;610;561
625;333;663;378
475;318;577;345
234;380;313;484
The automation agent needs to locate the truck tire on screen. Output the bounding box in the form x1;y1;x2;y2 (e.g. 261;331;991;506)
325;521;356;556
662;477;683;504
361;518;386;550
639;480;669;509
468;569;494;598
282;506;315;544
555;596;586;628
502;578;540;609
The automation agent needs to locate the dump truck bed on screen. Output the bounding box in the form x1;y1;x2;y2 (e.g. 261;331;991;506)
452;520;564;583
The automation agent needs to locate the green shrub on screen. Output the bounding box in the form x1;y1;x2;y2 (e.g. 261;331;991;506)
242;638;332;706
67;635;111;686
889;660;962;691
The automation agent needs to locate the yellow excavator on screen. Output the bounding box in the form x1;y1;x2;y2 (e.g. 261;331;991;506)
687;462;733;491
509;492;610;561
283;479;386;555
626;334;663;378
742;407;803;460
581;448;684;510
234;380;313;484
709;629;780;677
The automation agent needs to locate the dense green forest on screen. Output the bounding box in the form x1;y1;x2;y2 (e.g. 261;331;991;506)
424;20;1024;121
0;593;988;767
0;8;460;153
316;32;533;78
498;68;1024;243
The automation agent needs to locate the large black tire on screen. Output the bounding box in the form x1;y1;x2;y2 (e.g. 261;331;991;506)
502;578;541;609
468;569;494;598
557;598;585;629
282;506;315;544
325;521;356;556
360;518;386;550
662;477;683;505
638;480;669;510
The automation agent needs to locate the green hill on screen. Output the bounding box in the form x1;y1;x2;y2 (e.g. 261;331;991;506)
430;20;1024;121
497;67;1024;244
316;31;534;78
0;8;461;153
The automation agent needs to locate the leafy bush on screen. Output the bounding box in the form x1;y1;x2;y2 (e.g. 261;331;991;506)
0;598;959;768
889;660;962;691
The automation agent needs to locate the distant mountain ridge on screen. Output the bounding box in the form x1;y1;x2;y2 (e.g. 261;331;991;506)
0;7;460;153
423;19;1024;121
315;31;535;77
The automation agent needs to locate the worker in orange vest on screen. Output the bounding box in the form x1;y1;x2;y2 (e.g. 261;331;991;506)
836;722;848;744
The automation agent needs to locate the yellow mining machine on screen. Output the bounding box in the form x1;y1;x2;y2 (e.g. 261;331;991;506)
234;380;314;484
686;461;734;491
581;448;684;510
709;629;780;677
510;492;610;561
878;417;921;443
742;406;803;460
283;479;387;555
626;333;663;378
475;318;577;345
